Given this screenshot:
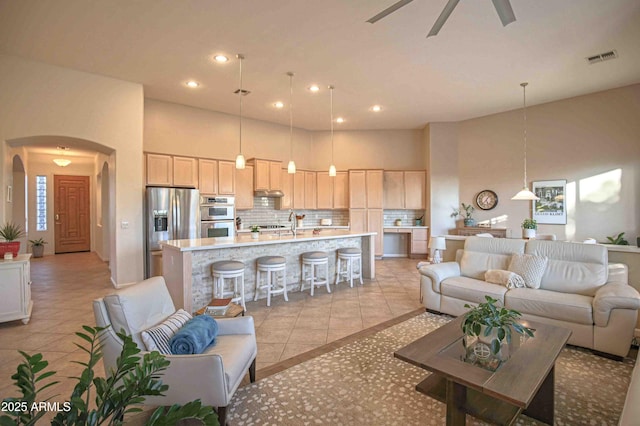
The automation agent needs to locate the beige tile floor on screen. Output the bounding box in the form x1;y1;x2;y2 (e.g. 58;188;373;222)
0;252;423;403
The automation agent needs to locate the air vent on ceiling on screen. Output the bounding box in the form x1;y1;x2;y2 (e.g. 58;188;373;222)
234;89;251;96
586;50;618;64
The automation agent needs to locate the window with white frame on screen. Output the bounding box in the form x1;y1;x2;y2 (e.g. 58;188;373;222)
36;175;47;231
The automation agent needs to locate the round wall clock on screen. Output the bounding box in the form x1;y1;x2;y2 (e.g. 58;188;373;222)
476;190;498;211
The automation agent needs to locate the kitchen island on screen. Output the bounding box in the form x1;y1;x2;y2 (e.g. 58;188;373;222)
161;230;376;312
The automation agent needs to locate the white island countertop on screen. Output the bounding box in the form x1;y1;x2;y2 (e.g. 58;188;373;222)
162;230;376;252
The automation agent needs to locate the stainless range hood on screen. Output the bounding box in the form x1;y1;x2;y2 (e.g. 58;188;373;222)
254;189;284;198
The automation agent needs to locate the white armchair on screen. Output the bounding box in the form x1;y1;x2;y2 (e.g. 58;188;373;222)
93;276;257;425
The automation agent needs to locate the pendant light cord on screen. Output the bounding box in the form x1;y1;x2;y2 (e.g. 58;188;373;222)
288;72;294;159
521;82;528;188
330;86;334;164
238;54;244;154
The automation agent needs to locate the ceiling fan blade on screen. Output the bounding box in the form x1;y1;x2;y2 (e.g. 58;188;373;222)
491;0;516;27
367;0;414;24
427;0;460;37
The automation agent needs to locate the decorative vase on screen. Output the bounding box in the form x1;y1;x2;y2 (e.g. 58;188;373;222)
297;219;304;228
523;228;536;239
0;241;20;258
32;245;45;258
415;219;422;226
251;232;259;240
464;218;475;227
476;325;509;361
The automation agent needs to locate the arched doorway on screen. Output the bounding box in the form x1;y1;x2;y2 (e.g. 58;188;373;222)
11;155;27;253
98;161;111;261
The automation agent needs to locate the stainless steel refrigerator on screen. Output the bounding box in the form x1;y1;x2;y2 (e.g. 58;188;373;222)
145;187;200;278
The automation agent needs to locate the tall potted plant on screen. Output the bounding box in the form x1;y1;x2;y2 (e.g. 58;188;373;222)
0;222;26;258
522;218;537;239
451;203;475;227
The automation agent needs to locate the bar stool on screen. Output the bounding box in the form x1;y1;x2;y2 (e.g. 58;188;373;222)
254;256;288;307
300;251;330;296
211;260;246;310
335;247;363;287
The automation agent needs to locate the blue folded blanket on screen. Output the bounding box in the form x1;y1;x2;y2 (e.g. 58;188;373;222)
169;315;219;355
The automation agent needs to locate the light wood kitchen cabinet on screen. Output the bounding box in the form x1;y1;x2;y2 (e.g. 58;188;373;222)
0;255;32;324
250;159;282;191
366;170;384;209
411;227;429;256
304;171;317;210
217;161;236;195
198;159;218;195
172;156;198;187
349;170;367;208
404;171;426;209
349;209;366;233
316;172;333;209
383;171;404;209
333;171;349;209
235;165;254;210
293;172;305;209
276;169;293;210
367;209;384;257
146;153;173;186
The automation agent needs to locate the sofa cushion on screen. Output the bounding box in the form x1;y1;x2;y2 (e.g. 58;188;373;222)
525;240;608;296
508;254;548;289
505;288;594;325
205;334;257;392
441;276;508;305
103;276;176;349
460;237;526;280
485;269;525;289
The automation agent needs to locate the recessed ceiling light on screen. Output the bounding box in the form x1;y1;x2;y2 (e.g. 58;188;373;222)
371;105;382;112
336;117;345;123
186;81;199;88
213;54;229;63
274;101;284;108
308;85;320;92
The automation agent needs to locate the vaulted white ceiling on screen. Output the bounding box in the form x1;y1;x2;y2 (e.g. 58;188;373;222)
1;0;639;130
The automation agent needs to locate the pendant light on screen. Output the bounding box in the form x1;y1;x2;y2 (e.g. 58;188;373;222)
511;82;539;201
235;54;246;170
53;146;72;167
328;85;337;177
286;72;296;174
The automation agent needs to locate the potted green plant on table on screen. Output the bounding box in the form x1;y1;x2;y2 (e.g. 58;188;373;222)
0;222;26;258
522;218;537;239
462;296;535;364
28;238;47;258
451;203;475;227
605;232;629;245
0;325;218;425
250;225;260;239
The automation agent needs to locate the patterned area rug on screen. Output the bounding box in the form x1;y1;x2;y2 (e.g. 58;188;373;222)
229;312;634;425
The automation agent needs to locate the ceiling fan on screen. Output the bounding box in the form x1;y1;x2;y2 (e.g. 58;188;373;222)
367;0;516;37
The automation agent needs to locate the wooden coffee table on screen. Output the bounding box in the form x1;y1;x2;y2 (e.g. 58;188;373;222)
394;316;571;425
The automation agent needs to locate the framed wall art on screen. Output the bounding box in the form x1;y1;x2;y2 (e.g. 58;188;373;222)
532;180;566;225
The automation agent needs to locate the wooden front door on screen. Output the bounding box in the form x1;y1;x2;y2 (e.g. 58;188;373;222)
54;175;91;254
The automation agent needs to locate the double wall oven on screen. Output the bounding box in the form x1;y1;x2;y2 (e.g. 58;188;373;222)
200;196;235;238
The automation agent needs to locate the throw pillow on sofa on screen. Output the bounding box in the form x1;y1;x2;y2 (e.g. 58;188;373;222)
141;309;192;354
508;254;548;289
485;269;526;289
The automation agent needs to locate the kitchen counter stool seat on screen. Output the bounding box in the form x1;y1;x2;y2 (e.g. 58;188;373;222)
335;247;363;288
300;251;330;296
211;260;246;310
254;256;288;307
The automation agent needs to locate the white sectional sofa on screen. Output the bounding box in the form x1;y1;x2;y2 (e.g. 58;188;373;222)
419;236;640;358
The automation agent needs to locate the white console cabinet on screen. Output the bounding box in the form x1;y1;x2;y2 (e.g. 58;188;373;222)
0;254;32;324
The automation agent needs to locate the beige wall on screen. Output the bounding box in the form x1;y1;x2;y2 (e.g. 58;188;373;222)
430;84;640;242
0;55;144;286
144;99;427;171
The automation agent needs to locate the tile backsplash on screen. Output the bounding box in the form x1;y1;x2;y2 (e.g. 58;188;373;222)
237;197;349;228
236;197;425;229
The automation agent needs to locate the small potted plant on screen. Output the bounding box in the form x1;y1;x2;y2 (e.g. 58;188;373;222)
29;237;47;258
462;296;535;362
451;203;475;227
0;222;26;258
605;232;629;245
250;225;260;239
522;218;537;239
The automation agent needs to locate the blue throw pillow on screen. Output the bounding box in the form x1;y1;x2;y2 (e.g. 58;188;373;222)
169;315;219;355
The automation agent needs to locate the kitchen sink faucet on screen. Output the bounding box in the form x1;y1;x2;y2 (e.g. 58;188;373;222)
288;209;297;236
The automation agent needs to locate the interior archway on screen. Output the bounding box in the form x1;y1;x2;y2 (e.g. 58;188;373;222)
99;161;111;262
